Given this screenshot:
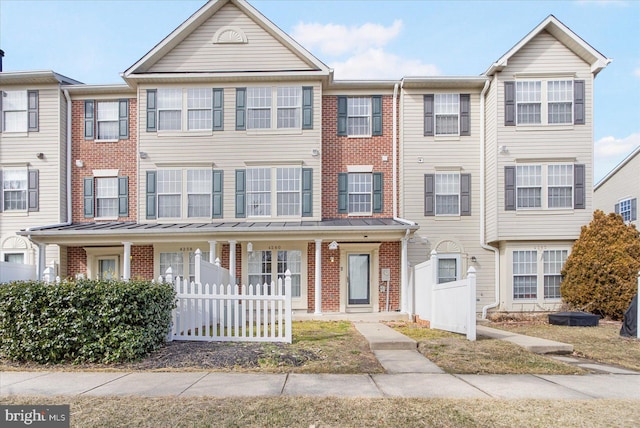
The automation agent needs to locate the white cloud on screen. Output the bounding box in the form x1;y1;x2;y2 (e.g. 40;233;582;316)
595;133;640;158
634;68;640;78
292;20;403;56
331;48;440;79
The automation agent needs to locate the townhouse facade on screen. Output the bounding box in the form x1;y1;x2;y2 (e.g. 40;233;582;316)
1;0;610;315
594;145;639;227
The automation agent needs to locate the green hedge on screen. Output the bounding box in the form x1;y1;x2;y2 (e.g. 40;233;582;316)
0;279;175;364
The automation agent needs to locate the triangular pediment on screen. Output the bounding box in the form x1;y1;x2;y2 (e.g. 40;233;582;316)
125;0;329;77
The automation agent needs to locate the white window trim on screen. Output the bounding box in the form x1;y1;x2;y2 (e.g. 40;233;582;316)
347;97;372;138
157;169;213;220
618;197;633;223
94;176;119;220
435;172;461;216
156;88;213;133
515;79;574;127
246;166;302;219
436;253;462;285
347;172;373;216
1;90;28;133
246;86;303;131
95;100;120;142
516;163;573;211
511;248;570;302
434;93;460;137
1;167;28;212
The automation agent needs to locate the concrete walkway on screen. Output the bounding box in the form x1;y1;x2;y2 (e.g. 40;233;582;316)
2;321;638;399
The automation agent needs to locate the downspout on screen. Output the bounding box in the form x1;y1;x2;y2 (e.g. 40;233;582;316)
479;78;500;319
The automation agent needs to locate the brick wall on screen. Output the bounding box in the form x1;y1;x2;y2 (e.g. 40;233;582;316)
66;244;154;280
66;247;87;278
220;243;242;282
321;95;397;219
71;98;138;223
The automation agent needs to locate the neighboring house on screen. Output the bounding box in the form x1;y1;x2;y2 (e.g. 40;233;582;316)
13;1;610;315
0;68;81;276
594;145;639;226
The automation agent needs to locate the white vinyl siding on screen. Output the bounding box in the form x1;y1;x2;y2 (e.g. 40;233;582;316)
96;101;119;140
434;94;459;135
2;91;28;132
95;177;118;218
347;97;371;136
435;173;460;215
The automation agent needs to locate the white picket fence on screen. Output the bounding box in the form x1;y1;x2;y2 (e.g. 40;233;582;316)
159;250;292;343
414;250;477;341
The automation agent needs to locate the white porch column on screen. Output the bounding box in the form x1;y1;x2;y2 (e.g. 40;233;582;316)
400;234;409;314
122;242;132;281
37;243;46;280
228;240;237;280
208;240;217;263
314;239;322;315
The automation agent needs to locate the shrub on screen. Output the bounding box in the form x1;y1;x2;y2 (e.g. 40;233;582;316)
561;210;640;320
0;279;175;364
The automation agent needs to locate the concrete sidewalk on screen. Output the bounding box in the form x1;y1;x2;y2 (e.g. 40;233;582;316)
2;370;639;399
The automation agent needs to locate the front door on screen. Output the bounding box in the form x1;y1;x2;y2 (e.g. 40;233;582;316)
348;254;370;305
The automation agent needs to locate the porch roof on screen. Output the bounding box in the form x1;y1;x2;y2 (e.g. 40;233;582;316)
19;218;418;245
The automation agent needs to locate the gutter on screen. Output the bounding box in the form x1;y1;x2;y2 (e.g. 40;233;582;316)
478;78;500;319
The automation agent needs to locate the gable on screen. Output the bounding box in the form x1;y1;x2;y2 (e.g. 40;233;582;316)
145;3;317;73
503;31;590;75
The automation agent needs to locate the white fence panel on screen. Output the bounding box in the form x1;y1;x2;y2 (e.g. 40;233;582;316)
163;267;292;344
193;249;235;287
0;261;37;283
413;259;432;322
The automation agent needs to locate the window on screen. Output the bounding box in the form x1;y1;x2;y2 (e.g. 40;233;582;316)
157;89;182;131
187;170;212;217
157;169;182;218
347;97;371;136
248;250;272;286
245;86;302;130
277;87;302;129
434;94;459;135
187;89;212;130
544;250;567;299
4;253;24;264
247;87;272;129
547;81;573;124
616;198;637;223
516;81;541;125
2;90;37;132
96;101;119;140
435;173;460;215
437;257;458;284
277;250;301;297
513;250;538;299
248;249;301;297
2;169;27;211
245;167;301;217
508;80;576;126
515;164;574;210
348;173;372;214
513;249;568;300
160;252;184;278
96;177;118;218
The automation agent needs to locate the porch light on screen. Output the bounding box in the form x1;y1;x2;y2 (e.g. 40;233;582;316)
328;241;339;251
247;242;253;252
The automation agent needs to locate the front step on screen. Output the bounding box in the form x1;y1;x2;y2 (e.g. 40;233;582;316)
354;322;417;351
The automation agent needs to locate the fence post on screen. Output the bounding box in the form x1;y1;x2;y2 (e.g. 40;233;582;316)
194;249;202;285
214;257;221;267
165;266;173;285
467;267;477;341
284;269;292;343
42;266;52;283
429;250;438;326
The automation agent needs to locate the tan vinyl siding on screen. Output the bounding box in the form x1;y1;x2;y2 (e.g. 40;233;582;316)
484;77;499;242
594;152;640;226
149;3;314;73
401;89;495;309
138;82;322;222
492;31;594;241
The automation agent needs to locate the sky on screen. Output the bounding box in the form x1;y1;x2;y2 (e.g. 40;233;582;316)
1;0;638;183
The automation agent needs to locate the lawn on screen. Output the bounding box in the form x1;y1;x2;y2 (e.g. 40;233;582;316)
2;395;639;427
490;319;640;371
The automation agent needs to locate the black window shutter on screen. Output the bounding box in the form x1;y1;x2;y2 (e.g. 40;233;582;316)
504;81;516;126
236;88;246;131
424;174;435;216
505;166;516;210
631;198;637;221
119;99;129;139
574;80;585;125
302;168;313;217
372;172;383;213
460;173;471;216
84;177;94;218
146;171;157;219
337;96;347;136
84;100;94;139
574;164;585;209
338;173;348;213
213;88;224;131
424;94;434;136
212;169;223;218
118;176;128;217
302;86;313;130
27;169;39;212
27;90;39;132
235;169;246;218
146;90;157;132
0;93;3;133
372;96;382;136
460;94;470;136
